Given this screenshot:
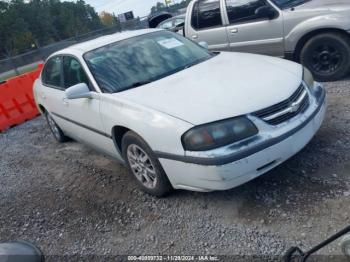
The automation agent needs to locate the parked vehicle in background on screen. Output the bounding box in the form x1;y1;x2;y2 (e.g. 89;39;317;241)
157;15;185;33
184;0;350;81
148;12;173;28
34;29;326;197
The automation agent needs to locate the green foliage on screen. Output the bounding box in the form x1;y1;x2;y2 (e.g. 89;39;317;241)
0;0;103;58
150;0;191;15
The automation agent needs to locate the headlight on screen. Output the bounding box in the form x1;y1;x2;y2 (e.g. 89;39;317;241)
303;67;315;90
303;66;323;100
182;117;258;151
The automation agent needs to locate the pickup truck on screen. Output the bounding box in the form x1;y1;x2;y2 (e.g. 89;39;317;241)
182;0;350;81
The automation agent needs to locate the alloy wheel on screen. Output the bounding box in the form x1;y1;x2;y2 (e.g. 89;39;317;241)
311;44;342;75
127;144;157;189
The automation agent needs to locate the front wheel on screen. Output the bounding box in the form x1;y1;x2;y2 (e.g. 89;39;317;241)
300;33;350;82
122;131;173;197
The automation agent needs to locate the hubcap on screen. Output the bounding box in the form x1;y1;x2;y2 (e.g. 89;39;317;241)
127;144;157;189
47;114;60;139
311;44;342;74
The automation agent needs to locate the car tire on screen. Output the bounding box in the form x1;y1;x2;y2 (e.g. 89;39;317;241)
45;112;69;143
300;33;350;82
121;131;173;197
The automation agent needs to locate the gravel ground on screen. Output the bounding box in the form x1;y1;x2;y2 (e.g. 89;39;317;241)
0;78;350;261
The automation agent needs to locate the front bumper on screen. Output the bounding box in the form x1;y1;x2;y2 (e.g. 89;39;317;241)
157;85;327;192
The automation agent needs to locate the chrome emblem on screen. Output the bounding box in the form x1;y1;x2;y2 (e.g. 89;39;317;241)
289;101;301;113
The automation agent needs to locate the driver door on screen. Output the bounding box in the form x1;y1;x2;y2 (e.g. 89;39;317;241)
223;0;284;56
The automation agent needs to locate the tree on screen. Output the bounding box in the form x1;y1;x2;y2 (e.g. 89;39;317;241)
100;11;116;26
150;2;166;14
0;0;33;56
0;0;104;57
150;0;191;15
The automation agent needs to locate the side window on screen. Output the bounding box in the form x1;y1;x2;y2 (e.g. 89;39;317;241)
191;0;222;30
160;20;174;29
42;57;62;88
63;56;89;89
225;0;268;24
175;18;185;26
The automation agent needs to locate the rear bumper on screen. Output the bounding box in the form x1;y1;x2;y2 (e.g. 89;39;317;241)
158;87;326;192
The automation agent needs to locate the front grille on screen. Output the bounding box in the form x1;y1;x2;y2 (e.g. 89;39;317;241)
253;84;310;125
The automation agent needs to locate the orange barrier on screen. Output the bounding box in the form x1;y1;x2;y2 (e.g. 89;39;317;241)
0;64;43;132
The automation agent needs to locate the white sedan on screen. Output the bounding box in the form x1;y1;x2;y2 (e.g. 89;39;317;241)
34;29;326;197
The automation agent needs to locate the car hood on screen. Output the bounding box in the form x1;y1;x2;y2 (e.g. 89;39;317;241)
295;0;350;11
115;52;303;125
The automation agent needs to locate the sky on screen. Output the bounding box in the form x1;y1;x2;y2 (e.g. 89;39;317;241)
70;0;181;18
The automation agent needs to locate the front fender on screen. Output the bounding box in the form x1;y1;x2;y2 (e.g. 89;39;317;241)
100;94;193;156
285;13;350;52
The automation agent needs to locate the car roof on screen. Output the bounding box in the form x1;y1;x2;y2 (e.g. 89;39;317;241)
52;28;162;57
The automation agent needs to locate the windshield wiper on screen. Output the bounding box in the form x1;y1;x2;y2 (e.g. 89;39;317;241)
118;80;151;92
130;81;151;88
183;56;210;70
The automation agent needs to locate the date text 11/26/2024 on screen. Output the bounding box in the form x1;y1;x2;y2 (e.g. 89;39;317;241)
127;255;219;261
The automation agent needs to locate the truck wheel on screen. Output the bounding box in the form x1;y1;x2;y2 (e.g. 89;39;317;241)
121;131;173;197
300;33;350;82
45;112;69;143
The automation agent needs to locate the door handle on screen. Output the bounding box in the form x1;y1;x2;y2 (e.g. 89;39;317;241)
40;92;46;100
62;98;69;106
192;35;198;39
230;28;238;34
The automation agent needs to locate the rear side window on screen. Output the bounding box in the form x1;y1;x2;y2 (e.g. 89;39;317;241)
225;0;268;24
63;56;89;89
191;0;222;30
42;57;62;88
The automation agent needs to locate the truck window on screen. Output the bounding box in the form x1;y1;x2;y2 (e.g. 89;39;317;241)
191;0;222;30
225;0;268;24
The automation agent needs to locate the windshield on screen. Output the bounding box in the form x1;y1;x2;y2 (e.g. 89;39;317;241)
84;31;213;93
270;0;311;9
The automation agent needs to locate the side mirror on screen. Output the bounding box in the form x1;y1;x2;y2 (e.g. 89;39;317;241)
65;83;92;100
0;241;44;262
341;234;350;258
255;6;277;19
175;22;185;29
172;22;185;33
199;41;209;49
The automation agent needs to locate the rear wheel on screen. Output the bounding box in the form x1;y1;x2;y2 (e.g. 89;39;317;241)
300;33;350;82
122;131;173;197
45;112;69;143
